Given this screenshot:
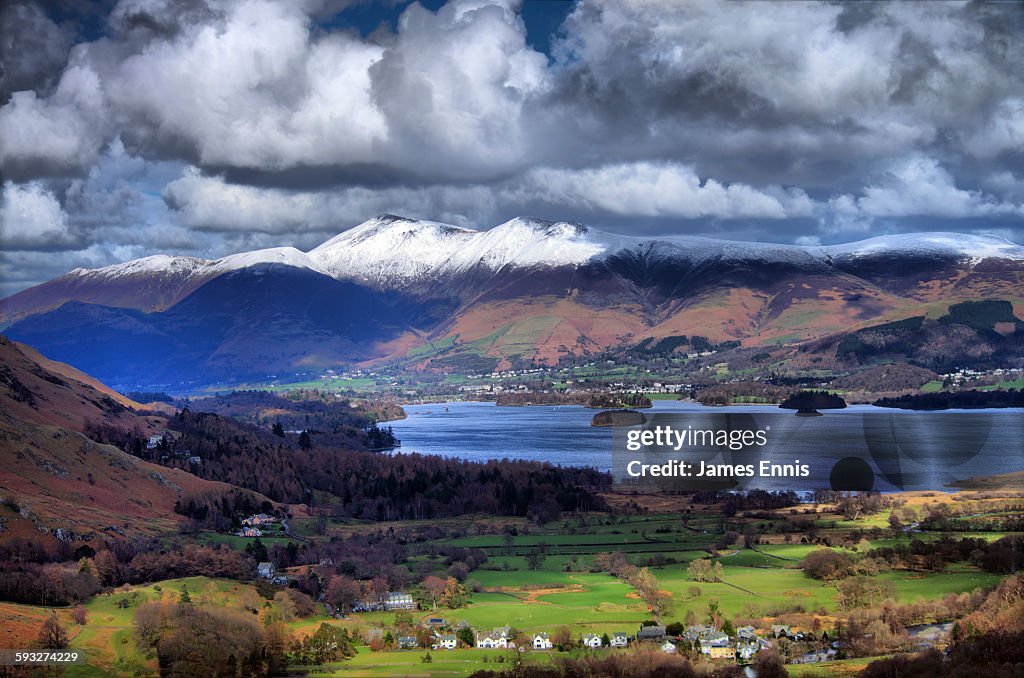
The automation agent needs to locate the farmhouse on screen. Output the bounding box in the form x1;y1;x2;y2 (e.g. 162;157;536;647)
476;632;506;649
772;625;793;639
436;634;457;650
256;562;275;579
398;636;418;650
239;527;262;537
610;632;628;648
636;625;666;641
532;632;552;650
582;634;603;648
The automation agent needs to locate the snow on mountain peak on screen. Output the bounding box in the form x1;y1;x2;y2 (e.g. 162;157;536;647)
68;254;208;279
210;247;327;275
823;232;1024;261
60;216;1024;293
308;215;478;285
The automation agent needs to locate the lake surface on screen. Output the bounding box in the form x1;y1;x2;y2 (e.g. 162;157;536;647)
389;401;1024;492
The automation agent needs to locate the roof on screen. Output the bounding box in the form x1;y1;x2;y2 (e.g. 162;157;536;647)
637;625;666;638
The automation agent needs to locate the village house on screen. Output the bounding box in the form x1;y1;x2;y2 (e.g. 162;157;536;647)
582;634;603;648
610;632;628;648
772;625;793;639
476;627;510;649
737;642;762;662
256;562;275;579
736;626;757;641
532;632;552;650
661;641;677;654
476;632;506;649
683;625;717;643
435;634;457;650
700;631;730;650
239;527;262;538
398;636;418;650
146;434;164;449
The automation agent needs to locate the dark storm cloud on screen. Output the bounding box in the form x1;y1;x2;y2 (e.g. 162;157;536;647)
2;0;1024;296
0;1;76;102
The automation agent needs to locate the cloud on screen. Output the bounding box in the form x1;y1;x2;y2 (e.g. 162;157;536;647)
162;167;499;233
0;1;75;102
829;157;1024;220
0;60;110;179
3;0;1024;294
0;181;75;250
517;162;815;219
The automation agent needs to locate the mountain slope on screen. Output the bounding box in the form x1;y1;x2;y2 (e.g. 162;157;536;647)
0;336;264;540
6;264;421;388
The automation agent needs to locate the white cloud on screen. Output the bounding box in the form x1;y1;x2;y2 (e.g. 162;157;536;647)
829;157;1024;219
0;181;74;249
162;167;499;233
0;60;109;177
518;162;816;219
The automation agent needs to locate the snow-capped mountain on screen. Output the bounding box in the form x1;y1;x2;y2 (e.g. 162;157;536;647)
36;215;1024;295
3;214;1024;389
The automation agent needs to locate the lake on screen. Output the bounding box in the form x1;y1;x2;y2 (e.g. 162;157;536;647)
389;400;1024;492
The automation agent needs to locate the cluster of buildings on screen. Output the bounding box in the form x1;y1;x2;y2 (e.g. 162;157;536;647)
255;561;291;586
413;622;773;661
939;366;1022;387
236;513;277;537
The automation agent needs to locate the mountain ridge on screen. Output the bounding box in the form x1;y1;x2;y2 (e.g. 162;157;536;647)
3;215;1024;388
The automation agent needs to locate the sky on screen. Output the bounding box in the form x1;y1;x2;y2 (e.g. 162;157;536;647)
1;0;1023;296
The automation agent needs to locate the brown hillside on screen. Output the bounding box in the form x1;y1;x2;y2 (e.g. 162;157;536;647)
0;335;149;431
0;335;274;541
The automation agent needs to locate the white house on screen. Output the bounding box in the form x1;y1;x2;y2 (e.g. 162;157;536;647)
256;562;275;579
582;634;603;648
532;632;553;650
384;592;416;610
661;641;677;654
476;628;510;649
610;632;628;648
436;634;457;650
737;642;761;661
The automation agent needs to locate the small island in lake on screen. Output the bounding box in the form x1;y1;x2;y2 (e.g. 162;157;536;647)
779;390;847;415
591;409;647;427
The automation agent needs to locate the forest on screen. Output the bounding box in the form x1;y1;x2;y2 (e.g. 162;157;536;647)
86;407;610;521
